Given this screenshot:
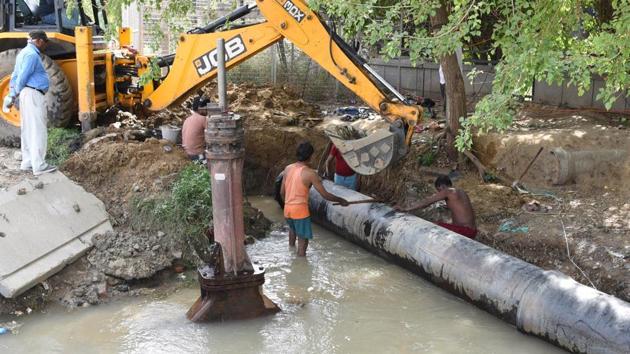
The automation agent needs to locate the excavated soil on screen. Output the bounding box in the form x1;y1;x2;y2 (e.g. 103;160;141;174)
1;140;190;316
474;104;630;187
63;138;189;226
88;230;178;281
466;105;630;300
113;83;322;131
244;125;328;195
227;83;321;125
62;136;274;252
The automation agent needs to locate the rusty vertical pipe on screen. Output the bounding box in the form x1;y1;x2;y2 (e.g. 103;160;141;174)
189;112;279;321
205;115;252;275
206;38;252;274
187;40;279;321
188;113;278;320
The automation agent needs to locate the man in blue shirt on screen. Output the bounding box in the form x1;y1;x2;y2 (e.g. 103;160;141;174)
2;30;56;175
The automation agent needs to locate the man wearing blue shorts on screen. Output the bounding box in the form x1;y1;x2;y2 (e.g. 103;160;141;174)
281;141;349;256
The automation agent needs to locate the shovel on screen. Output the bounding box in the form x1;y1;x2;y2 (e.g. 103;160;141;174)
512;147;544;194
333;199;382;206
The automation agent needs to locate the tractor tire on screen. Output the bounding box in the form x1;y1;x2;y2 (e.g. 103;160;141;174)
0;49;75;146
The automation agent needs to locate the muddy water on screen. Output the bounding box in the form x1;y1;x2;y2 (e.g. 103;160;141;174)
0;197;563;354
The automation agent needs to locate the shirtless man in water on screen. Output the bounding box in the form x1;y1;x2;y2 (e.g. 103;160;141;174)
395;175;477;239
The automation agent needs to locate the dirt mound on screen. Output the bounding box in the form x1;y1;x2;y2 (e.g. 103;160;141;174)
474;107;630;188
456;177;522;225
226;83;320;122
62;139;189;224
1;140;190;315
145;110;189;129
466;106;630;301
114;83;322;131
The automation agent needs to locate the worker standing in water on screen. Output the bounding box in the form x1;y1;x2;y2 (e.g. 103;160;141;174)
2;31;56;176
182;95;210;163
281;141;349;256
395;175;477;239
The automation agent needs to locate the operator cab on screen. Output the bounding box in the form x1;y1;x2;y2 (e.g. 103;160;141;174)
0;0;107;56
0;0;106;36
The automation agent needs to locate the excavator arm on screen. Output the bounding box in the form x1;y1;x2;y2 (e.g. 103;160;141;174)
142;0;422;175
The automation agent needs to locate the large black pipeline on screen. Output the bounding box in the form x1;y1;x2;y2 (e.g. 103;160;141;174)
309;181;630;354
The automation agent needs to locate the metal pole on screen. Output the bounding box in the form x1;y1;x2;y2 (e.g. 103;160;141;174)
271;44;278;85
217;38;227;112
398;14;403;93
363;64;406;102
421;63;425;97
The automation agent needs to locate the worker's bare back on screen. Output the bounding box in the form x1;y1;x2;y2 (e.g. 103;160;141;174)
444;188;476;229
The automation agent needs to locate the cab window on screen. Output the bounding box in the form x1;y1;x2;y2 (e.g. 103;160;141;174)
13;0;79;30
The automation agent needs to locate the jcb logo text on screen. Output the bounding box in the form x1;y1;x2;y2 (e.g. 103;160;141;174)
193;35;246;77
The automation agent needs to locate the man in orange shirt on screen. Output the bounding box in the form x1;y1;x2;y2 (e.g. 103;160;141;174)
281;141;349;256
182;95;210;162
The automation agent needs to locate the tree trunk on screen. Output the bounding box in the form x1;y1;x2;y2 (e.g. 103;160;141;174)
430;1;467;160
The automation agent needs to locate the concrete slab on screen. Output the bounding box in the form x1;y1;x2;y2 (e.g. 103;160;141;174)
0;171;112;298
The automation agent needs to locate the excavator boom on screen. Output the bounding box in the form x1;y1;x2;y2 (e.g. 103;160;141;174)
142;0;422;175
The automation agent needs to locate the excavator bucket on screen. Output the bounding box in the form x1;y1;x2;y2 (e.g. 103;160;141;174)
329;128;401;175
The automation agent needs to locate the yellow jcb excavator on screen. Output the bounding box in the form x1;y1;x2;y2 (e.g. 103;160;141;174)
0;0;422;175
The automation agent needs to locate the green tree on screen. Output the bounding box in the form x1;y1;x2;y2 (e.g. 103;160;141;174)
310;0;630;153
104;0;195;52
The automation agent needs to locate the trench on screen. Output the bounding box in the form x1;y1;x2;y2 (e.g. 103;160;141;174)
0;197;562;353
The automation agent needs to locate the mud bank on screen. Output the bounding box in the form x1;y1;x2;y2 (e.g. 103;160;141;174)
1;139;273;317
243;125;328;195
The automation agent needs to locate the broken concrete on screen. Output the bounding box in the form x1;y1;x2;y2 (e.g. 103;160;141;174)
0;172;112;298
88;230;178;280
